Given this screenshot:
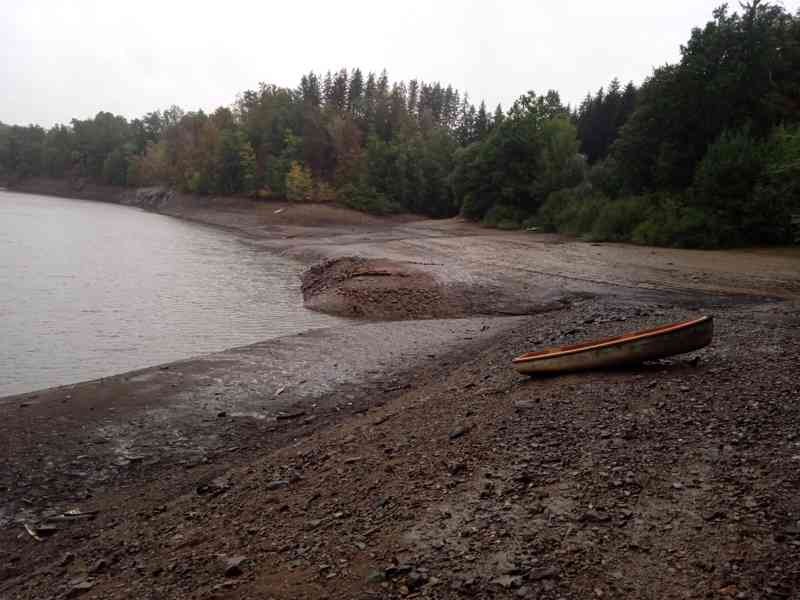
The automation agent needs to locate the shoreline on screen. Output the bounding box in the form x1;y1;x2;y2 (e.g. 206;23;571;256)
2;181;800;598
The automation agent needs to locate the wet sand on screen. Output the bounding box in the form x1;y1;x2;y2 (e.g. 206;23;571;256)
1;187;799;599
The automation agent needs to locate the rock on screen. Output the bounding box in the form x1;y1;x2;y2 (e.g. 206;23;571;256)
514;400;537;410
217;411;227;418
493;575;523;589
196;476;232;496
66;579;94;597
406;570;427;590
88;558;108;575
224;556;247;577
672;482;684;490
448;462;467;475
367;570;385;584
579;510;611;524
528;566;559;581
277;411;306;421
449;426;470;440
385;564;413;578
58;552;76;567
266;480;289;491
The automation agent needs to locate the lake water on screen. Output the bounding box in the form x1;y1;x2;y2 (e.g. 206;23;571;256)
0;191;342;397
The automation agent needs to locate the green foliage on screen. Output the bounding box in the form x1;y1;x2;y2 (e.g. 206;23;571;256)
285;161;314;201
691;128;764;245
337;182;402;215
612;1;800;194
481;205;528;230
451;91;580;221
536;117;585;198
589;196;654;242
3;12;800;248
575;78;637;163
538;185;605;236
750;126;800;243
102;147;129;186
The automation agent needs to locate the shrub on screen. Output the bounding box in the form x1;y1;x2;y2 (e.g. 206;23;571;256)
691;128;764;246
589;196;654;242
538;184;605;236
337;183;402;215
460;191;495;221
285;161;314;202
314;182;337;203
481;205;528;230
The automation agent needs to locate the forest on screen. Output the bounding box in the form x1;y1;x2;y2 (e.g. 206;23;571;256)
1;1;798;247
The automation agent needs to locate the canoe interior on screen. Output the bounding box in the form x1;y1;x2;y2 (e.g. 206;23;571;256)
512;316;711;364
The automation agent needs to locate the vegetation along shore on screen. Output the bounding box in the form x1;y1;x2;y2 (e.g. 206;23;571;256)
2;2;799;247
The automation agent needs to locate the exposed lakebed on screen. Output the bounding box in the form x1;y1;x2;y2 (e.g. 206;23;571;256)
0;191;341;396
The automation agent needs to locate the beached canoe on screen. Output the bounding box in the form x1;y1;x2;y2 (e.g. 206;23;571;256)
512;316;714;375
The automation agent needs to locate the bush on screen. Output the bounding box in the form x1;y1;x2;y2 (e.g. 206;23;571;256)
538;184;605;236
589;196;654;242
460;191;495;221
632;201;713;248
588;156;624;198
337;183;403;215
750;126;800;244
691;128;764;246
481;205;528;230
285;161;314;202
538;185;727;248
314;182;337;203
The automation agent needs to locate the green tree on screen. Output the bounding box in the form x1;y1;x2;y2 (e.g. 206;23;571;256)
285;161;313;201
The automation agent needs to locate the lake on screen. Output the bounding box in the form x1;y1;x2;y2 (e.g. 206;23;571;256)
0;191;341;397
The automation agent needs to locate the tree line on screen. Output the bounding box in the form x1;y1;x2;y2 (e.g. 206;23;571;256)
1;1;798;247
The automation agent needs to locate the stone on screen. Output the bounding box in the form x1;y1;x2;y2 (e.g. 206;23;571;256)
224;556;247;577
406;570;427;590
66;579;94;598
88;558;108;574
266;480;289;491
449;426;469;440
528;566;559;581
367;570;385;584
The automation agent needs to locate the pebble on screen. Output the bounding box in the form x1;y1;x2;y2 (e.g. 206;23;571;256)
528;566;559;581
223;556;247;577
266;480;289;491
448;426;470;440
66;579;94;598
88;558;108;575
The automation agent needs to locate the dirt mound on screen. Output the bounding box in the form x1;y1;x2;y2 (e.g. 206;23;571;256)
301;257;570;320
301;257;457;319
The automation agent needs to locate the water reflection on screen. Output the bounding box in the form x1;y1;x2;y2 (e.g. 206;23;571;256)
0;191;341;396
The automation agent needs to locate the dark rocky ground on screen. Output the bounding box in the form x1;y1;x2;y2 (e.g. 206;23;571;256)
2;297;799;600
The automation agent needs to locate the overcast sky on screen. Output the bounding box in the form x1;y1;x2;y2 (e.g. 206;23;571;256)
3;0;797;127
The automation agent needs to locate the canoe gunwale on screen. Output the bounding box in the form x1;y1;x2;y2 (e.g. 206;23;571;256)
512;316;713;365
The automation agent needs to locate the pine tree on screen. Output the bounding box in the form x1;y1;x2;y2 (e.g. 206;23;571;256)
348;68;364;117
475;101;489;141
407;79;419;121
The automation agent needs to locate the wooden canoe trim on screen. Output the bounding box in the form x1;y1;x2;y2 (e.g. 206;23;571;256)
512;316;711;364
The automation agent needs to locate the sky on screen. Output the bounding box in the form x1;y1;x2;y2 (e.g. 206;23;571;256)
2;0;797;127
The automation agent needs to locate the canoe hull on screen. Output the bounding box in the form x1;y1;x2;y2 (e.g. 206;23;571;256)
512;316;713;375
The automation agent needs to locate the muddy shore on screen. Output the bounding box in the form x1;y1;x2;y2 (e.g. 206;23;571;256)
2;181;800;599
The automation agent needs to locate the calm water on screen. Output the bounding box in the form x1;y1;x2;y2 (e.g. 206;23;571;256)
0;191;341;397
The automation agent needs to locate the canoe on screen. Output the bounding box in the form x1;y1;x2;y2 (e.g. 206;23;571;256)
512;316;713;375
